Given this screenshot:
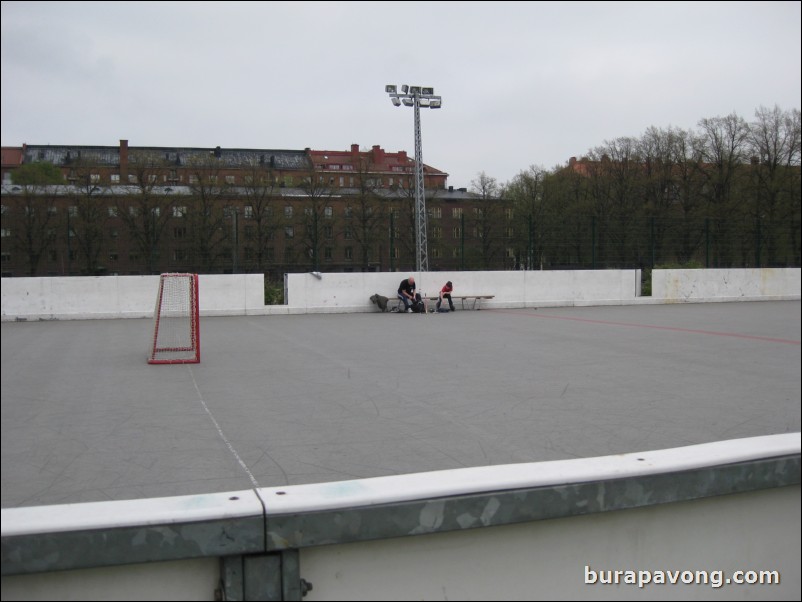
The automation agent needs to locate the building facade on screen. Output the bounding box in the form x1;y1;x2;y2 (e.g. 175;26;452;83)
1;141;515;280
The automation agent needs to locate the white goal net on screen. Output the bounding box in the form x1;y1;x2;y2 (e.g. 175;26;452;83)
148;273;200;364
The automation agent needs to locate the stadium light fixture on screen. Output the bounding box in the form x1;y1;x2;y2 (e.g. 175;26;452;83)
384;83;443;273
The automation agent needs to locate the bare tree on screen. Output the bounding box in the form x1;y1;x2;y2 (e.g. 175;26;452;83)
239;158;279;272
298;169;333;271
469;172;503;269
185;155;231;272
5;186;59;276
114;150;176;274
348;155;384;271
747;105;802;264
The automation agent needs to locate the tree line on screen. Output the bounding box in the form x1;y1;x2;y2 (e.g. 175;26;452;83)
3;106;799;276
493;105;800;270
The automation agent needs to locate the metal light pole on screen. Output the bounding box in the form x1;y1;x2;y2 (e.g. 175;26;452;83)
385;85;442;272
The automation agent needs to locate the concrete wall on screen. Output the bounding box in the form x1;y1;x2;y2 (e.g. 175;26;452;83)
0;274;265;321
2;268;800;321
653;268;801;303
283;269;642;313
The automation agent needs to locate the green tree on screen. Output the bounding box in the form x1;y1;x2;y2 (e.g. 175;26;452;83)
11;162;64;186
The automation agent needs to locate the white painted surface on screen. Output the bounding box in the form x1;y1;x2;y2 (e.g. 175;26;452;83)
0;557;218;602
300;485;800;601
0;274;265;320
1;490;262;537
653;268;801;302
2;268;799;321
4;434;797;539
284;269;642;311
259;433;801;514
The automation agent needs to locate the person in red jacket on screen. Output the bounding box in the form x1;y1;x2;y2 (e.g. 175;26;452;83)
437;281;455;312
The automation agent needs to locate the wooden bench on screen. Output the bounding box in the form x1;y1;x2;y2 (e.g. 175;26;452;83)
390;294;494;311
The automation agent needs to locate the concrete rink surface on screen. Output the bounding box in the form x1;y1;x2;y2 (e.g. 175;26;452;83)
1;301;800;508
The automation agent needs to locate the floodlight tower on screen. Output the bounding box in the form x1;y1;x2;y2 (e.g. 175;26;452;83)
385;84;442;272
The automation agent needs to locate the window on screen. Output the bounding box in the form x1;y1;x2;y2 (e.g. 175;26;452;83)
284;206;293;218
1;252;11;262
452;208;463;219
173;249;187;261
109;253;118;261
266;247;275;260
344;226;353;240
506;226;515;238
473;208;484;217
243;205;254;219
225;175;235;185
174;227;187;239
344;247;353;260
0;228;10;238
430;207;441;219
324;225;333;239
69;206;78;217
324;206;333;218
148;174;157;183
431;226;442;239
344;206;353;218
111;174;120;184
505;208;514;220
244;225;254;240
285;226;294;239
129;206;139;217
110;229;119;239
128;174;138;184
209;175;218;184
452;226;461;239
339;177;344;187
452;248;461;258
431;248;441;259
304;207;313;216
244;247;254;260
188;174;199;184
173;206;187;218
324;247;332;261
90;173;100;183
48;206;58;215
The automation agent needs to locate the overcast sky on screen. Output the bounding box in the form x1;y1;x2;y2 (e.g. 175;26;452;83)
2;1;800;188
